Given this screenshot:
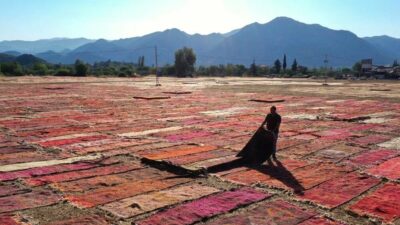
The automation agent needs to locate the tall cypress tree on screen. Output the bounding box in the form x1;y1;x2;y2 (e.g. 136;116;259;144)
138;56;145;68
137;56;142;68
282;54;287;71
291;59;298;71
274;59;281;74
250;59;257;76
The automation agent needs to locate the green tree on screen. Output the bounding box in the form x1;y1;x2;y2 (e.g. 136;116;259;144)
225;64;234;76
274;59;281;74
119;66;133;77
74;60;88;76
208;65;219;76
258;66;269;76
161;64;175;76
250;60;257;76
291;59;298;72
299;66;308;74
235;64;247;76
352;62;362;73
33;63;48;75
137;56;145;68
54;68;73;76
174;47;196;77
0;62;23;76
282;54;287;71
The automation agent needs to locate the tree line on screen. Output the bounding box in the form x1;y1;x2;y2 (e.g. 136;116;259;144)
0;47;382;77
0;59;151;77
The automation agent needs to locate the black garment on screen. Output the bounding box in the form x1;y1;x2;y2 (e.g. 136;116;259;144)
264;113;281;133
236;126;275;164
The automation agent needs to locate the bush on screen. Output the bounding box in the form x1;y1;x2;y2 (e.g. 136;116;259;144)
161;64;175;76
118;72;128;77
119;67;133;76
54;68;72;76
0;62;23;76
33;63;48;75
74;60;88;76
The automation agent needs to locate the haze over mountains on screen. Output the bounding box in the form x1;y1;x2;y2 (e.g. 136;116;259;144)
1;17;399;67
0;38;93;54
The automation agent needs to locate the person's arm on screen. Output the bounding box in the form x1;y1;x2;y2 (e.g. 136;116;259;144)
275;116;281;132
262;115;268;130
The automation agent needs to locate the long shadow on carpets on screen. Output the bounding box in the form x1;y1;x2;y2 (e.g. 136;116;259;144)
165;158;305;195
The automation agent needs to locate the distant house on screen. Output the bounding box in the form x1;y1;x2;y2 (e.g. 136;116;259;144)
370;65;398;79
373;65;393;74
393;66;400;73
390;66;400;76
361;59;373;73
356;58;398;79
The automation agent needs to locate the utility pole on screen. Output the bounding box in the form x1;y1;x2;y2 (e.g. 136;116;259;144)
251;58;256;76
155;45;161;86
323;54;329;85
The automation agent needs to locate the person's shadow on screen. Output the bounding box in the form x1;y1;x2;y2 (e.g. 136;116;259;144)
206;157;305;195
164;156;305;195
162;125;305;194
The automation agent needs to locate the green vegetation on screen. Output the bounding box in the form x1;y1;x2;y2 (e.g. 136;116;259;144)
352;62;362;74
196;64;247;77
136;56;150;76
274;59;281;74
32;63;49;75
74;60;88;76
393;60;399;67
0;62;23;76
0;49;395;78
137;56;145;68
0;55;357;78
249;61;257;76
174;47;196;77
54;68;73;76
291;59;298;72
282;54;287;71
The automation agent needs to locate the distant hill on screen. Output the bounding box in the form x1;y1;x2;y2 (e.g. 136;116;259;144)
2;17;398;67
0;38;94;54
1;51;21;56
208;17;391;67
15;54;46;66
364;35;400;63
47;17;395;67
42;29;226;64
35;51;64;64
0;53;16;63
0;53;46;66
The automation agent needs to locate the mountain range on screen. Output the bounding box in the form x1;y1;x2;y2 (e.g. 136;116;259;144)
0;53;45;66
1;17;399;67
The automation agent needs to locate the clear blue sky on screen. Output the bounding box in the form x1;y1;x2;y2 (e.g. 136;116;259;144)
0;0;399;41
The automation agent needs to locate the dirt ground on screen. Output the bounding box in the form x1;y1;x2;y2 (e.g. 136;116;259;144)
0;76;399;225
